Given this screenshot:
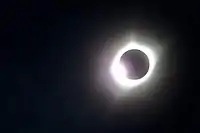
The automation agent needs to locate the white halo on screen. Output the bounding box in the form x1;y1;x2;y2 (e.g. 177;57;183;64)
110;42;156;89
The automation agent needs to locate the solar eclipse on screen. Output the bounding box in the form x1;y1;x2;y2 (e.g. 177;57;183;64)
110;42;156;89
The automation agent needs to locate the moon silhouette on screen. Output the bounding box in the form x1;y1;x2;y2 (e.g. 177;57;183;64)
120;49;149;80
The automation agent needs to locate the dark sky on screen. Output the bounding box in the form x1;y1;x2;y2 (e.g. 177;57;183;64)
2;1;200;133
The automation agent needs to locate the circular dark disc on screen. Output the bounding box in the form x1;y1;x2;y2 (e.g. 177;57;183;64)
120;49;149;80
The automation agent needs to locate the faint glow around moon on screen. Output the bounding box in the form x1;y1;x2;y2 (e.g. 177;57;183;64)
110;42;156;89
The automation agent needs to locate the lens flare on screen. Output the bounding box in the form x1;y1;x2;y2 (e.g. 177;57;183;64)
110;42;156;89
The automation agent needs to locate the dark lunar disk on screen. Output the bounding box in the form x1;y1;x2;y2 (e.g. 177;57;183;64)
120;49;149;80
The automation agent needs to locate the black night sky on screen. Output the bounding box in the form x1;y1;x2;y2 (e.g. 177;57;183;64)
2;1;200;133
